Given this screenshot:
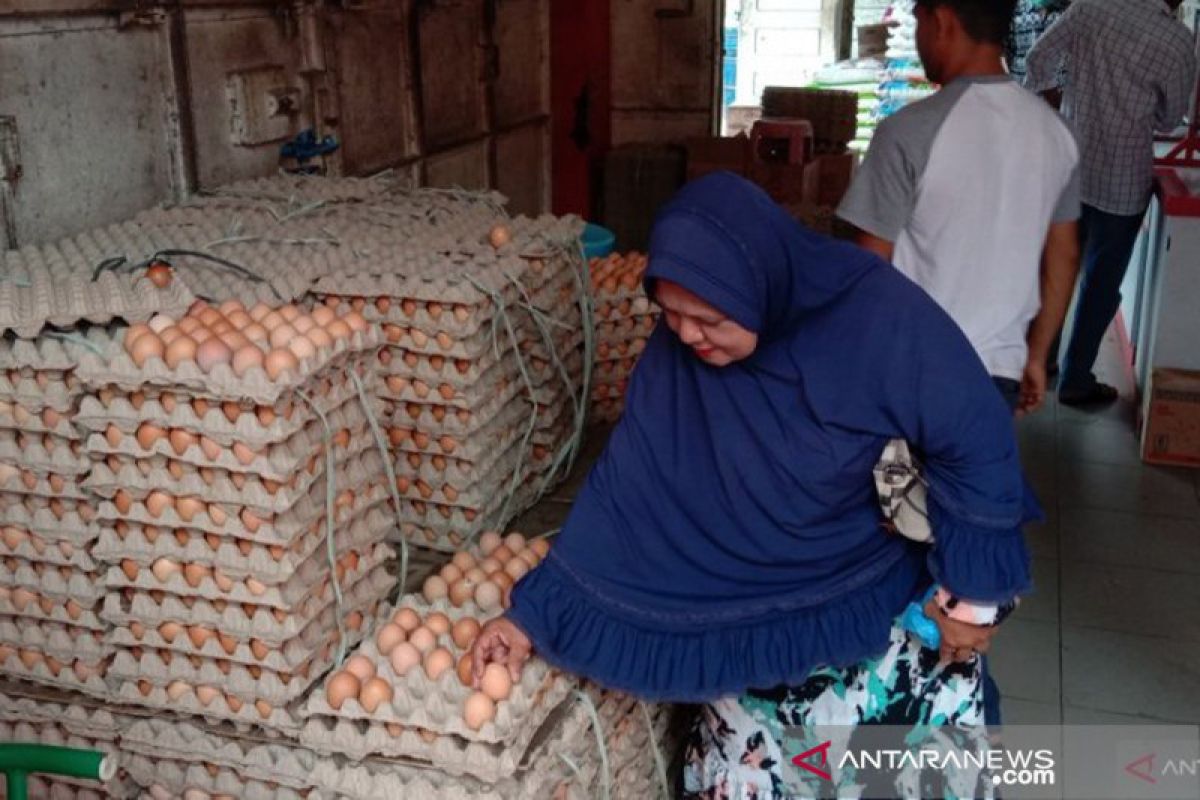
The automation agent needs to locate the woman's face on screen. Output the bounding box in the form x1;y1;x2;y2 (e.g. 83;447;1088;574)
655;280;758;366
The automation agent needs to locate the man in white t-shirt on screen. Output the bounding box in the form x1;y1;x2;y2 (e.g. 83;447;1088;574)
838;0;1081;418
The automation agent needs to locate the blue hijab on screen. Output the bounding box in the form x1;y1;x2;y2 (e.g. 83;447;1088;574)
510;173;1035;701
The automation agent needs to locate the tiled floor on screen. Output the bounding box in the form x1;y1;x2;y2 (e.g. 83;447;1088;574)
996;331;1200;726
510;329;1200;728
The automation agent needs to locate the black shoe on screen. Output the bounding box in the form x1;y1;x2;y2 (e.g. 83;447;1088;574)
1058;382;1119;407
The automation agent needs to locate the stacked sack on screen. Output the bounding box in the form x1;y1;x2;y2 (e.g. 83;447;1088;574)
74;297;397;730
588;252;658;423
310;217;589;552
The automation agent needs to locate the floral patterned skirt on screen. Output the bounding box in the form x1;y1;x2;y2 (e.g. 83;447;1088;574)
682;626;992;800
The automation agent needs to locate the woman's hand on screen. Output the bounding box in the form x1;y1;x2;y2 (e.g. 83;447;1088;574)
924;598;1000;665
471;616;533;684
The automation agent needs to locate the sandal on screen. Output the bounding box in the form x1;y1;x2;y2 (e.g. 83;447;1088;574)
1058;382;1119;407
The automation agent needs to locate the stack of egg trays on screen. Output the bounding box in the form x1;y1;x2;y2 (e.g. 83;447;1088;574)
299;595;576;784
0;683;136;798
311;226;588;552
0;333;111;697
72;322;398;731
587;252;658;423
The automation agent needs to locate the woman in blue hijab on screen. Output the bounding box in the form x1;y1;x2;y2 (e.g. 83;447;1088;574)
473;173;1034;797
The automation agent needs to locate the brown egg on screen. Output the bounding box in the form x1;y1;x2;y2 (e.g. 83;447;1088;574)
124;323;153;349
192;398;210;418
439;563;463;584
183;563;210;588
359;676;394;713
165;680;190;701
119;558;139;581
345;654;377;683
255;699;273;719
242;322;269;346
503;533;526;553
195;338;233;374
130;333;165;368
264;348;299;382
388;642;421;676
245;578;266;596
424;647;454;680
422;575;448;604
250;640;270;660
425;612;451;636
377;623;406;655
104;424;123;448
530;539;551;558
151;557;180;583
167;429;196;456
463;691;496;730
212;569;234;592
164;335;198;369
518;549;540;568
287;336;316;362
249;302;271;322
231;345;264;377
144;490;172;519
228;310;253;329
474;581;502;612
326;320;352;341
232;442;258;466
480;662;513;701
199;436;221;461
449;579;475;608
491;544;515;564
488;225;511;249
465;567;487;584
325;670;361;710
451;551;477;571
195;685;219;707
456;652;474;687
173;497;202;524
343;312;369;334
207;503;227;526
479;557;502;575
312;306;336;326
188;625;213;649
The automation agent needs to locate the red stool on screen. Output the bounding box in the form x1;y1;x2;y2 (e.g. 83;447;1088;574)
750;118;815;166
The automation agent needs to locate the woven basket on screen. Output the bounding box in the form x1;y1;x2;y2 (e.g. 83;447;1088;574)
760;87;859;147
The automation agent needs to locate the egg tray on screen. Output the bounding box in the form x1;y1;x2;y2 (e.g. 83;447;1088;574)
592;356;639;380
595;315;657;346
0;589;104;632
0;645;110;699
106;568;393;674
592;295;657;323
0;256;196;339
590;382;628;402
127;754;310;800
102;560;395;648
393;431;562;509
0;402;81;439
0;532;97;570
110;671;301;734
86;436;384;518
74;325;381;408
105;536;392;612
0;496;98;546
85;402;377;487
0;721;126;796
0;432;89;476
75;369;371;448
398;473;551;551
0;472;87;505
589;400;624;424
93;462;390;550
0;617;108;663
94;501;392;586
0;682;130;741
0;558;105;604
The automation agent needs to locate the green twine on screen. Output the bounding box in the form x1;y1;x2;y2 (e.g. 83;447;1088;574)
639;701;670;800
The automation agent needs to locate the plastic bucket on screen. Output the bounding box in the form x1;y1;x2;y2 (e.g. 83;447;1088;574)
581;223;616;260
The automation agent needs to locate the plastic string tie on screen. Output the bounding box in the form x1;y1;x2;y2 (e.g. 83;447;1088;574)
556;752;588;795
639;701;670;800
577;689;612;800
42;332;104;357
350;369;409;599
295;386;348;665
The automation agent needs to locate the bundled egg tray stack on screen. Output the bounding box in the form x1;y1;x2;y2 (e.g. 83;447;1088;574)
0;334;111;697
68;298;399;731
588;252;657;423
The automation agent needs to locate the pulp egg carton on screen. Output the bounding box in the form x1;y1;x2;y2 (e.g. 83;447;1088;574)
592;356;639;382
0;249;195;338
85;439;385;517
0;722;128;798
595;315;657;346
105;540;393;611
93;468;390;550
0;431;88;476
0;467;86;502
0;586;104;631
111;673;299;733
0;492;97;539
102;560;396;647
94;502;393;586
75;370;370;448
0;643;110;697
393;432;561;510
0;558;105;604
588;252;649;297
0;529;96;570
0;400;81;439
591;399;624;424
0;372;78;414
74;325;381;408
0;617;107;663
0;682;132;740
127;754;310;800
399;474;549;550
590;381;628;403
593;295;657;324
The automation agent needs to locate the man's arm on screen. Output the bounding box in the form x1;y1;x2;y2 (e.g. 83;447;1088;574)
1024;7;1078;93
1155;44;1197;132
1021;220;1080;415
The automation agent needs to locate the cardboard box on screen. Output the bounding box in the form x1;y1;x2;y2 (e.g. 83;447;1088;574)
1140;368;1200;467
684;135;751;180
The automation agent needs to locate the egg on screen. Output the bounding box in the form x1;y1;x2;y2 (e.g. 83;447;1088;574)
255;700;273;719
504;558;529;581
165;680;190;701
480;662;513;701
491;544;515;564
264;348;299;381
530;539;551;558
249;302;271;321
291;315;315;334
279;304;301;322
164;335;198;369
407;626;437;654
130;333;165;367
312;306;336;326
195;338;233;374
449;579;475;608
488;224;511;249
503;533;526;553
345;654;377;683
183;563;210;588
151;557;180;583
425;612;451;636
358;676;394;713
465;567;487;584
326;319;352;341
343;312;369;333
288;335;316;362
145;490;172;519
490;571;514;592
479;531;503;555
479;557;502;574
232;442;258;465
124;324;153;349
195;685;219;707
167;429;196;456
306;326;334;350
388;642;421;676
518;549;540;568
325;670;361;710
376;623;406;654
231;345;264;377
463;691;496;730
175;497;204;523
198;436;221;461
219;300;245;317
422;575;448;604
424;647;454;680
474;581;502;611
212;569;234;592
188;626;212;649
242;323;270;346
439;563;463;584
158;622;181;643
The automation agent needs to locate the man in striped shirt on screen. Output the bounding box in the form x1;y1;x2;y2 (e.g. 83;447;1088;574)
1026;0;1196;406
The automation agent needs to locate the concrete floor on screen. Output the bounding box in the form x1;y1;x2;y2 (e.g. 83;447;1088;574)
507;325;1200;728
